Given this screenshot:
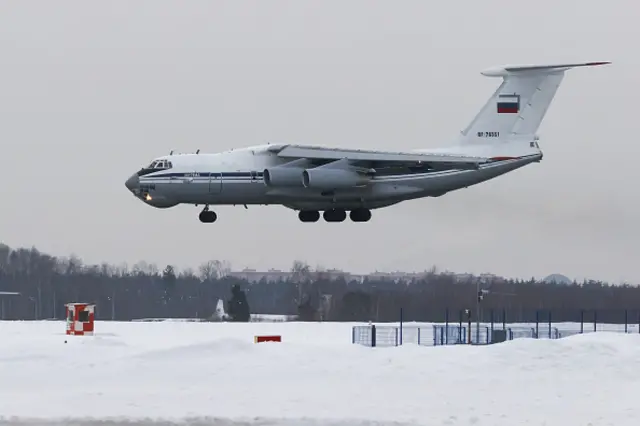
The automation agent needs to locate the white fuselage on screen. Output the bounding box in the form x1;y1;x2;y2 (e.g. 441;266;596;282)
128;141;542;212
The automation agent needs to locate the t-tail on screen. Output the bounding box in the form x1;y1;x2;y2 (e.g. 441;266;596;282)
457;61;610;147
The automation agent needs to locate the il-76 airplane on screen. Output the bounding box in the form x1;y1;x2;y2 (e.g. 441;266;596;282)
124;61;609;223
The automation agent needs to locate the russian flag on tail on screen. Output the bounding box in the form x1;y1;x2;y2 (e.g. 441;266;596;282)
497;94;520;114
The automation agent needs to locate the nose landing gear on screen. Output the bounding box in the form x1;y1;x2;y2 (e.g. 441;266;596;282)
198;206;217;223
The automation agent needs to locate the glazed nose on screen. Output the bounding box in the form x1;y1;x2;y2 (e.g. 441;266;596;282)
124;173;139;191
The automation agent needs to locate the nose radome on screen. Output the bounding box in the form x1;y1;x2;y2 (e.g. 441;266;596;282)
124;173;139;191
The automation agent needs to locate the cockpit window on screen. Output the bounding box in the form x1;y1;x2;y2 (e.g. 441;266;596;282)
146;160;173;169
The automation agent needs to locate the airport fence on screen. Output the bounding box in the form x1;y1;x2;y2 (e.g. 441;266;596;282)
351;308;640;347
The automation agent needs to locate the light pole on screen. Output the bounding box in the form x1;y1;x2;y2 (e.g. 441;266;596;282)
475;279;517;343
28;296;37;320
476;280;480;343
476;278;489;344
107;290;116;320
464;308;472;344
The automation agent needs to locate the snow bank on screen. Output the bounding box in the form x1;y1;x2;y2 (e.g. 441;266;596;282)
0;321;638;425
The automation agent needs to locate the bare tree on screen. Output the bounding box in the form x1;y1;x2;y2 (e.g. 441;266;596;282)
132;260;158;276
199;260;232;281
290;260;311;305
179;267;195;278
0;244;10;272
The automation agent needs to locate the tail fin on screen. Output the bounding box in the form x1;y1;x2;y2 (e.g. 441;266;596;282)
458;61;610;145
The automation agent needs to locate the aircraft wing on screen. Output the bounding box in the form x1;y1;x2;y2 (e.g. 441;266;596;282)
269;144;488;170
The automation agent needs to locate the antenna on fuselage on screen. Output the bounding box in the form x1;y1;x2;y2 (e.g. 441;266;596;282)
196;149;200;154
169;150;174;155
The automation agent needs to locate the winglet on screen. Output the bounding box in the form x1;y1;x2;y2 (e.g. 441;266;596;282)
481;61;611;77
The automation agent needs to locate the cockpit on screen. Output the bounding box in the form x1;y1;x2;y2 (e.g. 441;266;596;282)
137;159;174;176
146;159;173;170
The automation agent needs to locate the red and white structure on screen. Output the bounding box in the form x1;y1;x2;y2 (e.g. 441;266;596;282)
254;335;281;343
65;303;95;336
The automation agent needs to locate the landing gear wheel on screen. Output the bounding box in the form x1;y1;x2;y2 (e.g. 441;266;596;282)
298;210;320;222
350;208;372;222
199;209;217;223
323;208;346;222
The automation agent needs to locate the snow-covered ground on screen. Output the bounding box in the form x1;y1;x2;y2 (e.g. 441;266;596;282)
1;320;639;426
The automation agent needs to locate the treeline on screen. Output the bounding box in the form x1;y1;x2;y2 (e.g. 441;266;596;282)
0;243;639;324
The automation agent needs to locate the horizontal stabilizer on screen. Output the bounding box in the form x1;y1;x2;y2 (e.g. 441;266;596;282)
481;61;611;77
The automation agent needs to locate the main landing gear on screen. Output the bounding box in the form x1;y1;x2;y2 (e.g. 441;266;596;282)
298;208;371;223
198;206;217;223
197;205;371;223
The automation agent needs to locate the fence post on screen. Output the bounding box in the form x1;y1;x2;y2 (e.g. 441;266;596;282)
475;310;479;344
535;310;539;338
548;310;552;339
371;324;376;347
580;310;584;333
625;310;628;333
445;308;449;345
459;310;463;343
502;308;506;330
352;327;355;344
490;309;494;334
399;308;403;345
593;310;597;332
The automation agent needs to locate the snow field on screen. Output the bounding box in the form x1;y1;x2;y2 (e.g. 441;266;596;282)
1;320;639;426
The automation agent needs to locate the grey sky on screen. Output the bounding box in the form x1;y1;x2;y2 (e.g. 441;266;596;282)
0;0;637;283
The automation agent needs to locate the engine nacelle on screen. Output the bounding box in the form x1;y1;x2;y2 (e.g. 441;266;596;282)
302;168;370;189
263;167;305;187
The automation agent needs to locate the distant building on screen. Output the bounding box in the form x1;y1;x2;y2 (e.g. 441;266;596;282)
227;268;290;283
542;273;572;285
452;272;501;283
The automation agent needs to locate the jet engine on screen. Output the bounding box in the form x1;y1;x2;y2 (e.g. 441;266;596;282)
263;167;305;187
302;168;370;189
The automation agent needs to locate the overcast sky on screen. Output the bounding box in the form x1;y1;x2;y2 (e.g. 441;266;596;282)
0;0;637;283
